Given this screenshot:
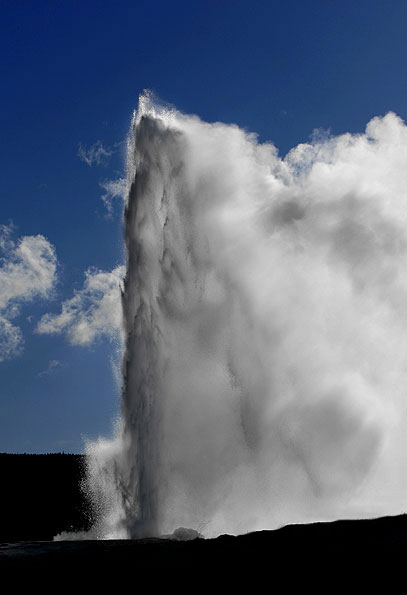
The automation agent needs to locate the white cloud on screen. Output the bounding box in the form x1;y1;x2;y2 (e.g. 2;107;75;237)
77;140;126;214
0;225;58;362
38;359;63;377
0;317;24;361
37;265;125;345
0;233;57;311
78;141;113;167
100;178;127;215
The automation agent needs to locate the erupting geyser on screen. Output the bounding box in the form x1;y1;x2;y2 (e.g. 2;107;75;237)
86;93;407;539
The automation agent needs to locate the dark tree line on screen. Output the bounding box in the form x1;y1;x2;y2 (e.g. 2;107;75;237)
0;454;94;542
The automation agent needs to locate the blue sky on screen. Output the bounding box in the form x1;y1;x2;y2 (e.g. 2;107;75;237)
1;0;407;453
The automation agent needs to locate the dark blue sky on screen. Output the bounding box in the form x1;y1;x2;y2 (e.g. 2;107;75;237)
1;0;406;452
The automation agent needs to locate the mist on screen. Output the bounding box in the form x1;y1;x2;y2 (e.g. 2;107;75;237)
85;93;407;539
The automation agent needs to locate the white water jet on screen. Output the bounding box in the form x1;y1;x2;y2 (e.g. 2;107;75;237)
85;93;407;539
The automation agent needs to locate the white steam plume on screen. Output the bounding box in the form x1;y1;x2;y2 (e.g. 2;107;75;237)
86;93;407;539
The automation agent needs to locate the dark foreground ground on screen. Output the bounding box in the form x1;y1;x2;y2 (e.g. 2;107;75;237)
1;515;407;579
0;454;406;577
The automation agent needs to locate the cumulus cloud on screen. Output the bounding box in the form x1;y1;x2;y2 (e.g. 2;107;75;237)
0;318;24;361
37;265;125;345
0;225;58;362
78;141;113;167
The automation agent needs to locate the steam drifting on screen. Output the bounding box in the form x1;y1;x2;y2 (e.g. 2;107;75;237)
86;94;407;539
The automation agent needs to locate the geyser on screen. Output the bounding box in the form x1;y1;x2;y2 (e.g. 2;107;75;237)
86;93;407;539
